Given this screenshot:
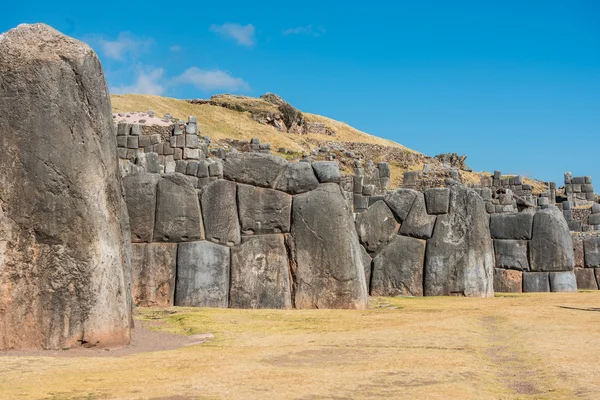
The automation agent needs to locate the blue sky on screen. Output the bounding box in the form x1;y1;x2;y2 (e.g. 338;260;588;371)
2;0;599;184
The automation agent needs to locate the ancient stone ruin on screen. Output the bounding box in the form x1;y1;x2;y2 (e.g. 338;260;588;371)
0;24;132;350
0;23;597;350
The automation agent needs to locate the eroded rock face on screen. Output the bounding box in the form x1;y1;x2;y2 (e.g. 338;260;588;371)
574;268;598;290
0;24;131;349
223;152;288;187
124;173;160;242
398;192;436;239
494;240;529;271
237;184;292;234
273;162;319;194
530;207;574;272
424;185;494;297
200;179;240;246
290;184;368;309
493;269;522;293
154;173;204;242
175;241;230;308
230;235;292;309
355;201;399;253
371;235;426;296
384;189;418;222
131;243;177;306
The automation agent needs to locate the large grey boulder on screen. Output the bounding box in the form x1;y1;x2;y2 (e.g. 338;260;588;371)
355;201;399;253
493;239;529;271
200;179;240;246
0;24;131;349
154;173;204;242
574;268;598;290
175;241;230;307
230;235;292;309
371;235;426;297
223;152;288;187
384;189;418;222
290;184;368;309
123;173;160;242
424;185;494;297
530;207;574;272
312;161;341;183
549;271;577;292
584;236;600;267
273;162;319;194
398;192;437;239
237;184;292;234
489;211;534;240
522;272;550;292
424;188;450;215
131;243;177;306
493;269;522;293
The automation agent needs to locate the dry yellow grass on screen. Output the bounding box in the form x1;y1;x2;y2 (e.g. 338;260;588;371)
2;292;600;399
110;94;411;154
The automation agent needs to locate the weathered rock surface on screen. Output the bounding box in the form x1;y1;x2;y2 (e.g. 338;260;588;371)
424;188;450;215
493;269;522;293
424;185;494;297
131;243;177;306
124;173;160;242
230;235;292;309
237;184;292;234
154;173;204;242
489;212;534;240
529;207;574;272
573;235;585;269
175;241;230;307
549;271;577;292
273;162;319;194
200;180;240;246
574;268;598;290
0;24;131;349
493;240;529;271
355;201;399;253
359;245;373;293
384;189;418;222
371;235;426;297
584;236;600;267
399;192;437;239
290;184;368;309
223;152;288;187
522;272;550;292
312;161;341;183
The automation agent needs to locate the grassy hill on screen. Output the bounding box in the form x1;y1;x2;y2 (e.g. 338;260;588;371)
110;94;411;153
110;93;547;193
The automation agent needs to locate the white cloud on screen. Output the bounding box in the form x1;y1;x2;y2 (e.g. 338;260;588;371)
172;67;249;91
96;32;153;61
283;25;325;37
210;23;255;46
111;68;165;95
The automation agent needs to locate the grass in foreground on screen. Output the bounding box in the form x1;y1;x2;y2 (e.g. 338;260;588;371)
1;292;599;399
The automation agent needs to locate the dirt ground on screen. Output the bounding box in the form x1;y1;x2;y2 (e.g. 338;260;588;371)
1;292;599;400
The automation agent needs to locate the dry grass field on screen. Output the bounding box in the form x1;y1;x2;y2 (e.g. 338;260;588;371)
1;292;599;399
110;94;410;153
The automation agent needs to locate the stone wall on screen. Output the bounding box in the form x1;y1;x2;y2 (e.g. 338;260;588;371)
124;147;368;309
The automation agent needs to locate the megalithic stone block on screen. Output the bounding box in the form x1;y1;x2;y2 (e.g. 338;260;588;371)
200;179;241;246
493;268;522;293
0;24;131;349
175;241;230;307
230;234;292;309
131;243;177;306
123;173;161;242
522;272;550;292
371;235;426;297
153;173;204;242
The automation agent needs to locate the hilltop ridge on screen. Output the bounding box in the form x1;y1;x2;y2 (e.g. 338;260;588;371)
110;93;547;193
